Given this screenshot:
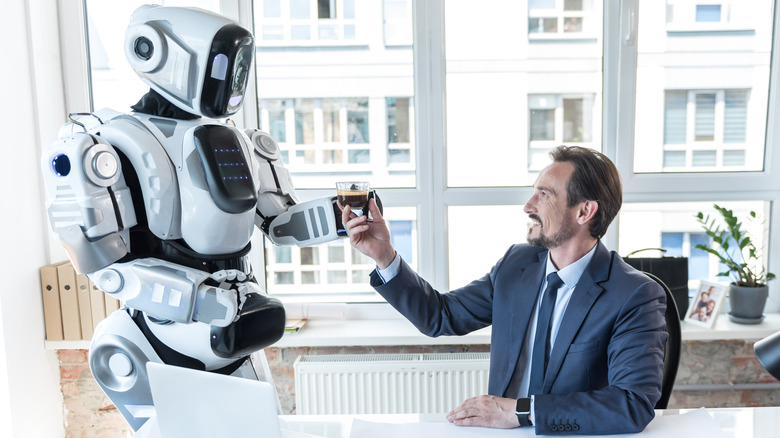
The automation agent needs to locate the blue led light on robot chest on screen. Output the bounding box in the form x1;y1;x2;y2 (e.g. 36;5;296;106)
52;154;71;177
215;146;251;181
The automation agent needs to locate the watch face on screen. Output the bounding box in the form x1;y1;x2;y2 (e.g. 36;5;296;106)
516;397;531;413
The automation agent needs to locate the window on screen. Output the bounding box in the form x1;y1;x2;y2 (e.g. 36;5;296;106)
386;97;414;166
65;0;780;308
528;0;597;37
666;1;757;31
446;1;603;188
696;4;721;22
659;90;752;170
619;201;770;297
528;94;597;172
259;97;375;169
256;0;358;45
264;210;416;295
635;0;771;173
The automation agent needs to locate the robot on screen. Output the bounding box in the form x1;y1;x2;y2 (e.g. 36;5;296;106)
40;5;372;431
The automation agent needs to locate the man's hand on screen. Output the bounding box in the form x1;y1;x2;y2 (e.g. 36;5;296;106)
446;395;520;429
340;198;396;269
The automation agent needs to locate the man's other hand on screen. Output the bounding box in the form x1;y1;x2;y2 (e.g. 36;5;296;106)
446;395;520;429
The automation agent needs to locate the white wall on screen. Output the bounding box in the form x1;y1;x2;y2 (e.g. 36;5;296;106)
0;0;66;436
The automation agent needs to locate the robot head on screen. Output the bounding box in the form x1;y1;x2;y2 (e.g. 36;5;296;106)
124;5;254;118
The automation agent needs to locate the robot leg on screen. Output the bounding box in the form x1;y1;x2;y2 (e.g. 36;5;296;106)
89;308;163;431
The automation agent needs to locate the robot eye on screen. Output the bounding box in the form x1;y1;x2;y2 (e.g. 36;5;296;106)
134;37;154;60
52;154;71;177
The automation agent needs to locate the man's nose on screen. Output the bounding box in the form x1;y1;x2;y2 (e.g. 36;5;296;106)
523;194;536;213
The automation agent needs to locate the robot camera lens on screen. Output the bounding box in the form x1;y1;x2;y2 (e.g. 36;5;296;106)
134;37;154;60
52;154;71;177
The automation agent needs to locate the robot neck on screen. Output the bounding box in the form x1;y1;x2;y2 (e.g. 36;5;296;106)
131;88;200;120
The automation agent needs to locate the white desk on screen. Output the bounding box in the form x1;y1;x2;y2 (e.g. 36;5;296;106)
278;407;780;438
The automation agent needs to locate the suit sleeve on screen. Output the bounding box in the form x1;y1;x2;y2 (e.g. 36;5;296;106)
532;279;668;435
371;254;503;337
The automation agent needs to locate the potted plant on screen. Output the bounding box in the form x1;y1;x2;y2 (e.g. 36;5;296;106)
694;204;775;324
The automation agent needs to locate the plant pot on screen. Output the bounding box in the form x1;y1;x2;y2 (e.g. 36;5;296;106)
728;283;769;324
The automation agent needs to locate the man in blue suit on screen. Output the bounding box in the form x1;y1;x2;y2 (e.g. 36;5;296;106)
341;146;667;435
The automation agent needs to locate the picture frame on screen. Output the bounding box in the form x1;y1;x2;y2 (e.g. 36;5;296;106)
685;281;727;328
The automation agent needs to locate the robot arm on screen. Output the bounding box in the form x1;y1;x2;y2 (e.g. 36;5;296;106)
246;129;349;246
42;121;239;327
90;259;241;327
41;131;138;274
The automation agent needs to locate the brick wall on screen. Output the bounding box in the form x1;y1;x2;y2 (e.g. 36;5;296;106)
57;340;779;436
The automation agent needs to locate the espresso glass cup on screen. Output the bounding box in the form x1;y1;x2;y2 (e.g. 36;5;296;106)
336;181;370;217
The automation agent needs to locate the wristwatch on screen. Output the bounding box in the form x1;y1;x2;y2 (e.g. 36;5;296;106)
515;397;532;427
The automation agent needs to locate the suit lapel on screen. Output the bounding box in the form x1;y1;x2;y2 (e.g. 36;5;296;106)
500;251;547;393
542;242;612;393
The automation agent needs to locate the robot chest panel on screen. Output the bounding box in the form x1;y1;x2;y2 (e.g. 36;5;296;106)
176;124;258;254
189;125;257;214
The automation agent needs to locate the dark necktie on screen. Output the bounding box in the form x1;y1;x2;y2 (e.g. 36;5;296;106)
529;272;564;396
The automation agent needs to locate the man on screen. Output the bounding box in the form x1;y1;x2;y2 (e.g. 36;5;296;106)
341;146;667;435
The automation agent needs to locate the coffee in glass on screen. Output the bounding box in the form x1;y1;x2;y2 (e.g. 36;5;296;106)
336;181;370;216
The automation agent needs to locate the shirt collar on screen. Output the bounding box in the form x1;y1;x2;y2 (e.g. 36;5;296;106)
545;242;599;288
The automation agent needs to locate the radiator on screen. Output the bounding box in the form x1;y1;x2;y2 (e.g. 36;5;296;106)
293;352;490;415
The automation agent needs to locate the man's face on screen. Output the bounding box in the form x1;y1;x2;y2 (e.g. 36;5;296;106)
524;161;578;249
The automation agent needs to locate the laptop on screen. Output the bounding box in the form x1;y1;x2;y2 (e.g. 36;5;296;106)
147;361;283;438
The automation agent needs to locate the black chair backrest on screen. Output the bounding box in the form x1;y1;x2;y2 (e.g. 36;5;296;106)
642;271;682;410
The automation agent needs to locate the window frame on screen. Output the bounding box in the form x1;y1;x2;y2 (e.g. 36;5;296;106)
55;0;780;312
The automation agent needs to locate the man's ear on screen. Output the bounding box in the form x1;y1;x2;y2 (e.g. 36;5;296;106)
576;200;599;225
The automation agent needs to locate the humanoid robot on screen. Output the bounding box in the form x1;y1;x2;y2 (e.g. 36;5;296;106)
40;5;370;431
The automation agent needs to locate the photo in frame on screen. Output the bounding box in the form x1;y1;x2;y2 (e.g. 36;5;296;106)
685;281;727;328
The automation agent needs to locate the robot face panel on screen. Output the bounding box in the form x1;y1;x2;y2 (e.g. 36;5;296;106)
201;25;254;118
124;5;254;118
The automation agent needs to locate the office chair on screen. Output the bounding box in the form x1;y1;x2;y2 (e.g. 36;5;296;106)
642;271;682;410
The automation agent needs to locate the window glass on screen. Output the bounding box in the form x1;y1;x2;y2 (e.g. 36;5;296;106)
694;93;716;141
696;5;721;22
387;97;411;144
265;0;283;18
663;91;687;144
619;201;770;295
445;0;603;187
254;2;414;189
264;206;417;295
258;0;359;44
724;90;748;143
448;205;527;289
347;99;370;143
633;1;773;173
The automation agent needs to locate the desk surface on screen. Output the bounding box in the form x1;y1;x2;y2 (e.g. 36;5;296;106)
278;407;780;438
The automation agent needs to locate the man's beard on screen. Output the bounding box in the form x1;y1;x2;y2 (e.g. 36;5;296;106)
527;214;574;249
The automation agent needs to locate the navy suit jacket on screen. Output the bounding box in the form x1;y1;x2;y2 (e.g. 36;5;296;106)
370;241;667;435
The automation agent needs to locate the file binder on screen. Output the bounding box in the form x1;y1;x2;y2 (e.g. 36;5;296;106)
40;262;66;341
56;263;82;340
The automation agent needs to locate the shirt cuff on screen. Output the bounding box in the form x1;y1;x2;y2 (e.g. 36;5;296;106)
376;252;401;283
530;395;536;425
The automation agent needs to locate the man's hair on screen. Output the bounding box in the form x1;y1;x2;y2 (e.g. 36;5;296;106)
549;145;622;239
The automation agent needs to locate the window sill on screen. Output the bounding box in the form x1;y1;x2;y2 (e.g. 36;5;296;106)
44;313;780;350
274;312;780;347
666;25;755;34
